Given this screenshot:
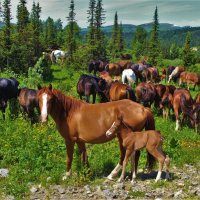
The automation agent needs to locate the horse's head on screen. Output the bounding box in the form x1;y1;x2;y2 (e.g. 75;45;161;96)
37;84;55;123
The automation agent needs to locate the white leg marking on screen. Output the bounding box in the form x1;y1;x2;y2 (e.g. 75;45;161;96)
107;163;122;180
175;119;179;131
41;93;48;122
155;171;162;182
62;169;72;180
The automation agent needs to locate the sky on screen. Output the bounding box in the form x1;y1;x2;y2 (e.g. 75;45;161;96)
9;0;200;28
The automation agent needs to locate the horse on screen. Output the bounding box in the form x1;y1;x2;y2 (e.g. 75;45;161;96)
160;68;167;82
142;67;160;83
117;60;132;70
105;63;122;76
105;121;170;183
0;77;20;120
194;93;200;104
135;82;157;107
168;66;185;83
88;60;108;76
37;84;156;179
50;50;69;64
120;53;132;60
157;85;175;120
107;81;136;102
127;63;143;84
166;66;176;81
76;74;107;104
172;88;199;132
179;71;200;91
122;69;136;86
18;88;39;124
99;71;113;85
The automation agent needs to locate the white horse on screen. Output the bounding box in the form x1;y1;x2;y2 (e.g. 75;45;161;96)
122;69;136;86
50;50;69;64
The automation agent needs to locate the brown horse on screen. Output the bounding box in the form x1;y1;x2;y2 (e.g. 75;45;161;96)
179;71;200;91
76;74;107;103
37;84;155;179
105;63;122;76
88;60;108;76
108;81;136;102
99;71;113;85
142;67;160;83
194;93;200;104
117;60;132;70
106;121;170;183
173;89;199;131
18;87;39;124
135;82;157;107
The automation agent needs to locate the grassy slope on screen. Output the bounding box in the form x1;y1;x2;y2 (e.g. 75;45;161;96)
0;64;199;198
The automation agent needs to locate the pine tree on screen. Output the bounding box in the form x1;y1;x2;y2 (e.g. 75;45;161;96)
170;43;179;59
0;1;3;22
148;6;161;65
182;32;194;66
45;17;56;48
132;27;147;60
118;22;124;53
2;0;12;67
66;0;79;61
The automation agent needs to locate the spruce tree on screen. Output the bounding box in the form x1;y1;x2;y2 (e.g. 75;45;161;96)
148;6;160;65
45;17;56;48
118;22;124;53
94;0;106;60
2;0;12;67
132;27;147;60
17;0;29;32
109;11;119;58
30;2;41;58
182;32;194;66
0;1;3;22
87;0;96;46
66;0;79;61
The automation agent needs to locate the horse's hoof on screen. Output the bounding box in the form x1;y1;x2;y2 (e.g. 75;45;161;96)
62;175;67;180
107;175;114;181
131;180;137;185
117;178;124;183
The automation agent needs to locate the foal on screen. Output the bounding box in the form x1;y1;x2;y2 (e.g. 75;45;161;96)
106;120;170;183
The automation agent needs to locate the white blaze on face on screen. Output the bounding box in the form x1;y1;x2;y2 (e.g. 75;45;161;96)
41;93;48;122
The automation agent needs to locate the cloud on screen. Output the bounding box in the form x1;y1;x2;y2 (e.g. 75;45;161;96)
9;0;200;27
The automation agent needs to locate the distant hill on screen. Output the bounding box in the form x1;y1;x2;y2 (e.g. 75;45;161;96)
81;23;200;47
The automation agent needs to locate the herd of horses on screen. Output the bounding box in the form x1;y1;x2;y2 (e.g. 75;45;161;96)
0;54;199;183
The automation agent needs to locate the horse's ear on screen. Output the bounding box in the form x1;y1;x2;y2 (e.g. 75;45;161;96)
48;84;53;91
37;84;42;90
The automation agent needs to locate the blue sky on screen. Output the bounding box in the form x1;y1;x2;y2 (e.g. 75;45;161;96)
10;0;200;27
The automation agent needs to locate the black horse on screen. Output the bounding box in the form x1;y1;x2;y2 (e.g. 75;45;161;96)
0;77;20;120
18;87;39;124
77;74;107;103
88;60;108;76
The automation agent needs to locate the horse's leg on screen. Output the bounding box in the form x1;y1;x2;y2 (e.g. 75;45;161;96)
164;155;171;180
107;136;124;180
131;150;140;182
79;95;82;100
118;149;132;183
2;108;5;120
147;147;165;182
77;142;89;167
86;95;90;103
63;140;75;180
92;93;96;104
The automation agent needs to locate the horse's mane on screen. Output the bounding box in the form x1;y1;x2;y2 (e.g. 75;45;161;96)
52;89;86;115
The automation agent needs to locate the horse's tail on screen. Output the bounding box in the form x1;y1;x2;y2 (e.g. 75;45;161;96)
50;51;56;64
126;86;136;101
144;108;156;171
180;94;195;121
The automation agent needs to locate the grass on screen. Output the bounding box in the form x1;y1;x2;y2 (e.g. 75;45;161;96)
0;64;200;199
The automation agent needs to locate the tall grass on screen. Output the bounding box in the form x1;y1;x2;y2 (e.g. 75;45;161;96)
0;64;199;198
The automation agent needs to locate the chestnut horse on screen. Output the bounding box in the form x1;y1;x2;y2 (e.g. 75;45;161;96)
179;71;200;91
18;87;39;124
168;66;185;83
108;81;136;102
135;82;157;107
106;121;170;183
88;60;108;76
173;89;199;131
105;63;122;76
194;93;200;104
37;84;155;179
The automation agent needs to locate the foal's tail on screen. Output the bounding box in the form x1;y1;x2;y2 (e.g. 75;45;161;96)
144;108;156;171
